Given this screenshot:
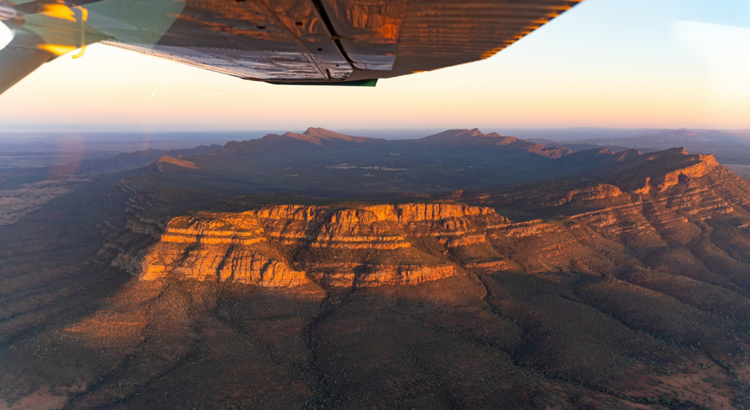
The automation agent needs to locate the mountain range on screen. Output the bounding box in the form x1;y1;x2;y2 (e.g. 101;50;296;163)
530;128;750;165
125;127;653;198
2;128;750;409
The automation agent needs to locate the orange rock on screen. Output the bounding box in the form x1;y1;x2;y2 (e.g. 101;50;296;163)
656;155;719;191
124;202;508;287
156;156;199;170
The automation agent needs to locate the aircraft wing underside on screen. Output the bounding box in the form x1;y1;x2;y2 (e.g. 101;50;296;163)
0;0;583;92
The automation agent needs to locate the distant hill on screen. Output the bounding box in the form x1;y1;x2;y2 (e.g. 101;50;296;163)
538;128;750;165
526;138;646;154
0;144;222;188
136;127;624;196
77;144;223;174
570;128;746;147
419;129;573;158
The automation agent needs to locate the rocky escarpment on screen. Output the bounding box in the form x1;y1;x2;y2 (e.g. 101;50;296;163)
114;148;750;290
116;148;750;289
439;148;750;269
565;152;745;248
530;183;625;208
119;203;513;287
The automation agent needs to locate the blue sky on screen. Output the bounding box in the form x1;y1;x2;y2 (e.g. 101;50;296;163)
0;0;748;132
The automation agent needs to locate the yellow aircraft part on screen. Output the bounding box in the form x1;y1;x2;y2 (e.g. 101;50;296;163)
77;6;89;22
72;45;86;59
36;44;78;56
40;4;77;22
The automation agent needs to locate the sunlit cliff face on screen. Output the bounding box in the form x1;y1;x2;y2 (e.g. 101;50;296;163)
119;203;507;287
113;149;738;290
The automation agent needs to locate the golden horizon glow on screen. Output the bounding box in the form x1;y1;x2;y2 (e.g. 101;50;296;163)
0;0;748;132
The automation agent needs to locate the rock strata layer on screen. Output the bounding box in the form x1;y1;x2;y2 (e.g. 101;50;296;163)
124;203;510;287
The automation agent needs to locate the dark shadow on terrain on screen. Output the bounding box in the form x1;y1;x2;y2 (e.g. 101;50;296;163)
2;266;750;409
0;170;144;368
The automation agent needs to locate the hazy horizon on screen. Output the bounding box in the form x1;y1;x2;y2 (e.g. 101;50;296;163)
2;126;750;140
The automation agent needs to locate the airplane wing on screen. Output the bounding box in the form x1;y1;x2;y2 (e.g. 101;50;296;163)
0;28;55;95
0;0;583;94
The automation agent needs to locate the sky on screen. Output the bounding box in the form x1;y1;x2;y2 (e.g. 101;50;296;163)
0;0;749;133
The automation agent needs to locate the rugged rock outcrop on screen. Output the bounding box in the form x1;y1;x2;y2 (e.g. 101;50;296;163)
117;147;750;289
533;184;624;207
139;242;308;287
654;154;718;191
121;203;510;287
113;147;750;292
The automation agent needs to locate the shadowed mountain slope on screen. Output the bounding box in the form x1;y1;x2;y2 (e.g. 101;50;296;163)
132;128;635;196
420;128;574;158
